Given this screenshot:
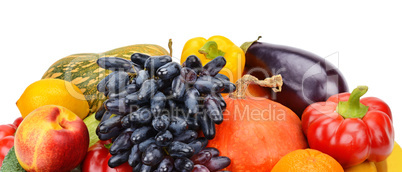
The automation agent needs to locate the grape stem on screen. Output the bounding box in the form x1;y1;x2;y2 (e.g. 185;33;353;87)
168;39;173;57
229;74;283;99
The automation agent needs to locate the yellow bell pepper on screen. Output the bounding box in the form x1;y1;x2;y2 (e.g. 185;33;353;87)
376;141;402;172
181;35;245;83
344;141;402;172
344;161;378;172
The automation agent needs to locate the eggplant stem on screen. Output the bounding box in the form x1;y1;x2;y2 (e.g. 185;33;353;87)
229;74;283;99
240;36;262;53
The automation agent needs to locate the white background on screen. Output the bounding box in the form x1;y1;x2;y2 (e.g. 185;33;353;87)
1;1;401;144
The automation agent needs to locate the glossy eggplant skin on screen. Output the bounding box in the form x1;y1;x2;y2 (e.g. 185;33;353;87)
244;42;349;117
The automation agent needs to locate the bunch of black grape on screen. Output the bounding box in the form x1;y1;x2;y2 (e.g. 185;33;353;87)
94;53;235;171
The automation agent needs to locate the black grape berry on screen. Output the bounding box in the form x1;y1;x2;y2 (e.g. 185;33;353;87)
152;114;170;132
97;57;136;73
155;130;174;147
182;55;202;74
180;67;198;84
156;62;182;80
184;88;199;115
142;143;164;166
144;55;172;76
131;126;157;144
191;148;231;172
138;79;158;100
151;92;167;116
135;70;149;88
171;75;186;100
200;56;226;77
95;55;235;171
131;53;150;67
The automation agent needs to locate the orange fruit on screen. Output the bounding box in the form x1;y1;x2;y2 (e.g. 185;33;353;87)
271;149;344;172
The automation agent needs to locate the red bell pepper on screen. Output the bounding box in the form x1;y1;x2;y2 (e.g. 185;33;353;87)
13;117;23;128
0;136;14;166
0;117;23;166
82;140;132;172
0;124;16;140
302;86;394;168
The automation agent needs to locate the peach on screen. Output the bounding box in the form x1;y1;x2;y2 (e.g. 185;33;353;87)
14;105;89;172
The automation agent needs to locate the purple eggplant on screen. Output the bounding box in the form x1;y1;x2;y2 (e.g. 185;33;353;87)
241;39;348;117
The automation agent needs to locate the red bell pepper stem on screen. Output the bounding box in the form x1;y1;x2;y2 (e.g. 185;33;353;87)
104;143;112;149
337;86;369;119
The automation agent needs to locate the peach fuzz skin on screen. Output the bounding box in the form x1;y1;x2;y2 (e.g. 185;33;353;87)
14;105;89;172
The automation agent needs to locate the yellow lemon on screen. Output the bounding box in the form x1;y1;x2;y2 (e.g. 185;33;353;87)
17;79;89;119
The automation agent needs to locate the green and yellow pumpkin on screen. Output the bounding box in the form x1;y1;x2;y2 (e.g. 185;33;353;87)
42;44;169;117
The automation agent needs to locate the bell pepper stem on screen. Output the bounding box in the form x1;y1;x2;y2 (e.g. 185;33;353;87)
198;41;225;59
337;86;369;119
104;143;113;149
